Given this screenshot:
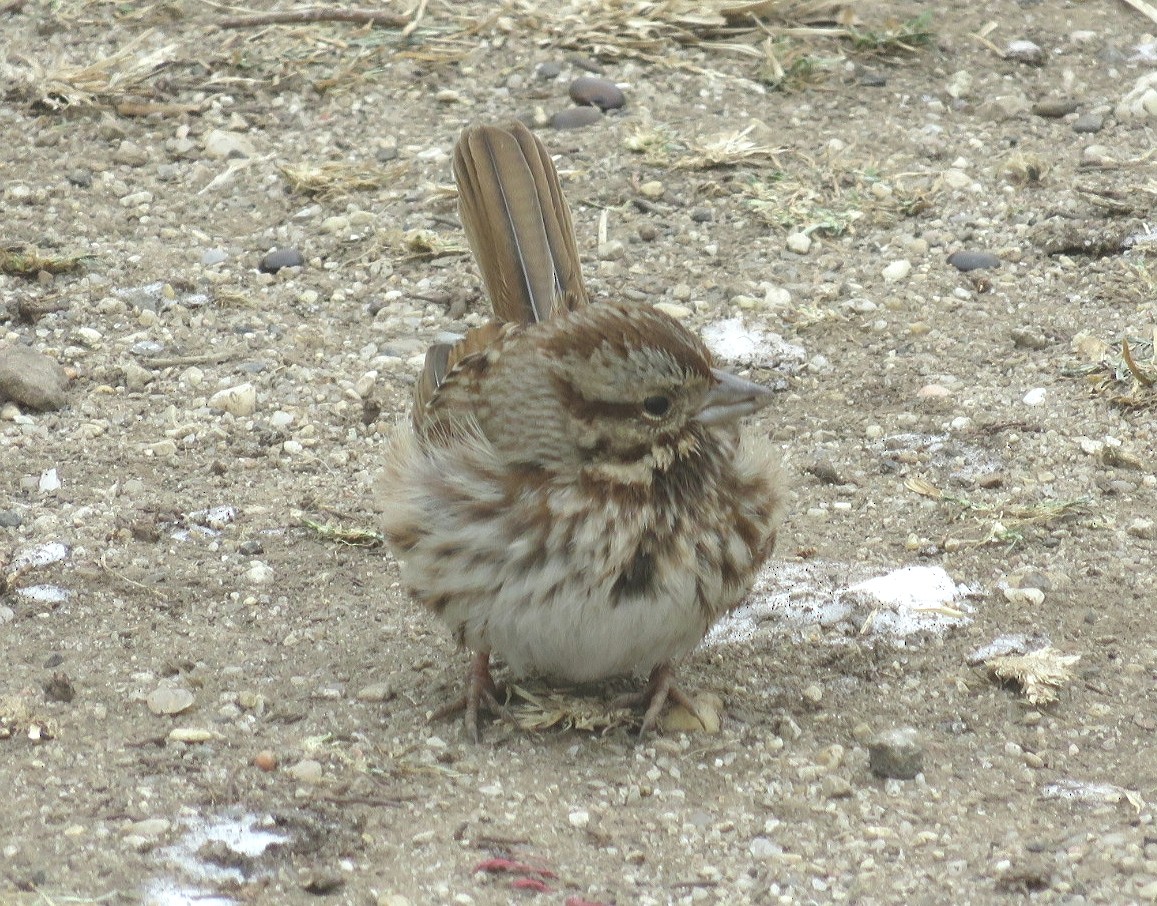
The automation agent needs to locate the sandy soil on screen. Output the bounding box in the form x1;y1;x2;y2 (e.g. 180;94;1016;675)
2;1;1156;904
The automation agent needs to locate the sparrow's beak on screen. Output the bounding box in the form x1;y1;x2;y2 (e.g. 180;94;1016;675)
696;367;773;425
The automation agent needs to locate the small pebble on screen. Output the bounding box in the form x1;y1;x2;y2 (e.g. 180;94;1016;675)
260;247;305;273
786;232;811;254
127;818;171;839
1003;587;1046;606
946;71;972;99
287;758;324;783
1072;112;1104;133
246;561;274;584
660;692;721;734
203;129;255;160
947;249;1000;272
1032;99;1079;118
1006;40;1045;66
749;836;782;859
653;302;691;320
1010;328;1050;350
1115;73;1157;120
639;180;664;199
299;871;344;895
113;139;149;167
356;682;393;703
550;107;603;130
0;346;69;410
167;727;215;743
209;382;257;417
146;686;196;716
1023;388;1046;406
868;727;924;779
535;61;562;81
821;775;853;798
882;259;911;282
568;76;626;110
254;750;278;772
1128;518;1155;539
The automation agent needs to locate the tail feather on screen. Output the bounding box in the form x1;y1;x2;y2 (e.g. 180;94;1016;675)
453;121;588;325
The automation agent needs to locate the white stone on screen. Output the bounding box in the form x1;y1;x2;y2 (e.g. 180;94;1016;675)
882;259;912;282
1003;587;1045;606
210;382;257;416
1116;73;1157;120
786;232;811;254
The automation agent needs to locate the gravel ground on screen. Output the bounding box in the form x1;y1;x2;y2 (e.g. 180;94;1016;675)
2;1;1156;904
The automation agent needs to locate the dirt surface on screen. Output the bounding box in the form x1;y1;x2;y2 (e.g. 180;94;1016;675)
2;1;1157;904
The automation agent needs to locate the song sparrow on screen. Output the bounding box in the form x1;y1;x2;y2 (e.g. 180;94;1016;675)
376;121;784;741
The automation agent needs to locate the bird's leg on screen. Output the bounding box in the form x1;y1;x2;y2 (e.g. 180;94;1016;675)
613;663;705;738
432;650;506;742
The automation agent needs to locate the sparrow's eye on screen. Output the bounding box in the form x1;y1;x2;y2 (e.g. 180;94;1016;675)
642;395;671;419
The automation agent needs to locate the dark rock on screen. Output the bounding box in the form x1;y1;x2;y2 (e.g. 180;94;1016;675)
260;247;304;273
568;76;625;111
1032;99;1078;118
856;68;888;87
550;107;603;130
1072;113;1104;133
868;727;924;779
0;345;68;410
947;249;1001;272
535;61;563;81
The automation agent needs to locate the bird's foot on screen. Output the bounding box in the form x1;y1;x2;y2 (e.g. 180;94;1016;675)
432;650;507;742
612;663;703;739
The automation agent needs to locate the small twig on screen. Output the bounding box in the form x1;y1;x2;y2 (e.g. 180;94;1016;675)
321;795;413;808
1120;0;1157;27
142;347;244;369
401;0;429;37
97;559;170;601
219;8;410;29
1121;338;1155;387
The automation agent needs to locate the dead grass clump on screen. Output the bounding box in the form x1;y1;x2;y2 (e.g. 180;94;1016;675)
6;29;175;111
279;161;409;200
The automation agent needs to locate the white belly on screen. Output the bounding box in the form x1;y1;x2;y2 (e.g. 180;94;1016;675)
449;556;708;681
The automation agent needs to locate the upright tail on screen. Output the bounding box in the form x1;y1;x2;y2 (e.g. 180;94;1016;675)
452;121;588;324
413;122;589;428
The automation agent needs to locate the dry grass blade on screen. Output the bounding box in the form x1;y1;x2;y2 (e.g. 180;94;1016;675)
0;245;90;277
279;161;409;200
743;151;937;236
985;646;1079;705
509;684;636;733
677;121;786;168
524;0;859;64
1064;331;1157;409
8;29;176;110
0;689;55;741
302;518;384;548
219;8;410;29
376;228;468;261
906;478;1090;548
